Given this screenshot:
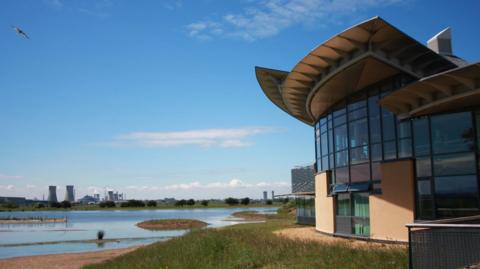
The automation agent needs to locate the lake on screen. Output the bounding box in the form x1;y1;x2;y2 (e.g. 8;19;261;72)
0;207;276;259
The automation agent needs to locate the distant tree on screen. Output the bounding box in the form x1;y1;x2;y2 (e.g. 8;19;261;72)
147;200;157;207
225;197;239;206
282;198;289;204
240;197;250;205
35;203;45;208
266;199;273;205
120;200;145;207
200;200;209;206
99;201;116;208
175;199;187;207
60;200;72;208
49;202;62;208
186;199;195;206
2;202;19;209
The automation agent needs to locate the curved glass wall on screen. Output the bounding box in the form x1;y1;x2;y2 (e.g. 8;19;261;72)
314;75;480;221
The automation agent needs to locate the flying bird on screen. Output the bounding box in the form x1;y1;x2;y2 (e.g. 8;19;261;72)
12;26;29;39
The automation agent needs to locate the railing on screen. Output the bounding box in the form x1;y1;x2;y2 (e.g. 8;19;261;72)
406;216;480;269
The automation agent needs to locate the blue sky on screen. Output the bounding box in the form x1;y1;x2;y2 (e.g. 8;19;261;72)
0;0;479;199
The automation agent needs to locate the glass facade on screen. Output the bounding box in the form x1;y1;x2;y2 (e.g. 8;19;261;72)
314;74;480;229
295;197;315;225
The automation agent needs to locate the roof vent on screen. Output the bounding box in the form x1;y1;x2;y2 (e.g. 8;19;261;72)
427;28;452;56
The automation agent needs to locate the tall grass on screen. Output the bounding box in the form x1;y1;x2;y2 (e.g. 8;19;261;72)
84;212;407;269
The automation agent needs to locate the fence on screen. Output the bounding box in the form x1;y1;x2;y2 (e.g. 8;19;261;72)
407;216;480;269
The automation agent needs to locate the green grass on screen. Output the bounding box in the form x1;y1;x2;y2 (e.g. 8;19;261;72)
84;209;407;269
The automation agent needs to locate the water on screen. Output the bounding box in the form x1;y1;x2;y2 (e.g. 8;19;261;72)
0;207;276;259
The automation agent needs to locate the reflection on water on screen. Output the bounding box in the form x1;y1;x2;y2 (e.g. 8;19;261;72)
0;207;276;259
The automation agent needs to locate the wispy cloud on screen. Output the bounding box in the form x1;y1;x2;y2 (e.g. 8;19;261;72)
186;0;402;41
0;185;15;190
43;0;113;18
163;0;183;10
0;174;23;180
114;127;277;148
126;179;288;191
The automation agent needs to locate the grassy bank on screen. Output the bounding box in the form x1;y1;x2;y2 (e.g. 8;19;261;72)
84;208;407;269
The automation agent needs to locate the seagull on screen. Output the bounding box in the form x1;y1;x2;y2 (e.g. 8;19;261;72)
12;26;29;39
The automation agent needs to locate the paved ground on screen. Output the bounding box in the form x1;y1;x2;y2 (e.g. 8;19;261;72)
273;227;406;249
0;246;139;269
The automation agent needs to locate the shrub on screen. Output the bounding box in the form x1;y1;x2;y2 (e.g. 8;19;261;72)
2;203;19;209
61;201;72;208
147;200;157;207
36;203;46;208
97;230;105;240
282;198;289;204
49;202;62;208
240;197;250;205
175;199;187;207
200;200;209;206
266;199;273;205
120;200;145;207
186;199;195;206
225;197;239;206
99;201;116;208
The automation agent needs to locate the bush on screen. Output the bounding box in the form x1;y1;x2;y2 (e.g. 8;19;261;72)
266;199;273;205
120;200;145;208
61;201;72;208
97;230;105;240
200;200;209;206
99;201;116;208
2;203;19;209
240;197;250;205
186;199;195;206
147;200;157;207
282;198;289;204
36;203;46;208
49;202;62;208
175;199;187;207
225;197;239;206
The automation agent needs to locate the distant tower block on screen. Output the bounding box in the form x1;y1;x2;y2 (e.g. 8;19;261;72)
107;191;114;201
48;186;58;203
65;185;75;202
263;191;268;201
271;191;275;200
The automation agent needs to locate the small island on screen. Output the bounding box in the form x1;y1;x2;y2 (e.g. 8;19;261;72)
231;211;267;221
136;219;208;231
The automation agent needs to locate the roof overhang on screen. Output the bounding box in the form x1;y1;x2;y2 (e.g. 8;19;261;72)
256;16;457;126
379;62;480;119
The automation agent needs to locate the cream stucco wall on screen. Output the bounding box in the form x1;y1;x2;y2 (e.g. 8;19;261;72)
369;159;415;242
315;171;335;234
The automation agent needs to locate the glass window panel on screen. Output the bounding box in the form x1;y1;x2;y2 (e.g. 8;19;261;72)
334;114;346;127
333;107;346;117
351;163;370;183
320;117;327;126
382;109;396;141
417;179;432;195
398;121;411;138
335;167;349;183
431;112;474;154
336;193;350;216
321;132;328;157
316;138;321;159
433;152;476;176
398;138;412;158
334;124;348;151
328;129;334;155
371;162;381;180
335;150;348;167
369;116;381;143
349;107;367;121
349;118;368;147
416;180;434;220
328;114;333;129
383;141;396;160
371;143;382;161
434;175;480;217
368;95;379;117
322;156;329;171
413;118;430;156
348;94;366;111
320;123;327;134
352;193;369;217
416;156;432;177
350;146;369;164
329;154;334;170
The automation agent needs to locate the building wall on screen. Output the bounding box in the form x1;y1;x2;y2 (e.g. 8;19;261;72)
369;159;415;242
315;171;335;234
292;165;315;193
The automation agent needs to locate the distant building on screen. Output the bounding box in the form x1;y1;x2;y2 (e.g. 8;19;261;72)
263;191;268;201
107;191;114;201
48;186;58;203
65;185;75;202
271;191;275;200
93;193;100;201
291;165;316;225
78;195;97;204
0;196;26;205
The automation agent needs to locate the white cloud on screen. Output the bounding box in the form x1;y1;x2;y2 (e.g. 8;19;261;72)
0;185;15;190
186;0;402;41
0;174;23;180
114;127;276;148
128;179;288;191
26;184;36;189
164;0;183;10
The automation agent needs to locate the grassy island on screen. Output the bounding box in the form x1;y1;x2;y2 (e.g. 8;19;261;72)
84;205;407;269
136;219;208;230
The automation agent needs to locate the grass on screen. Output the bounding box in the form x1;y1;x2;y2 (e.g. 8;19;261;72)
84;207;407;269
137;219;208;230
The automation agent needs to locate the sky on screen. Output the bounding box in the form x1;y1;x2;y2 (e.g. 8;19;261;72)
0;0;479;200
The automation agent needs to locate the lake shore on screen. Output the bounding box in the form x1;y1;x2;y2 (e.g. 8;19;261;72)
0;217;66;224
0;246;140;269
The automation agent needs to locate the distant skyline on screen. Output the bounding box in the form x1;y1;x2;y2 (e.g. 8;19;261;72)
1;0;479;199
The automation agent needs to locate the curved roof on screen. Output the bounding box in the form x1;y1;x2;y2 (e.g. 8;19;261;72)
256;17;457;126
379;62;480;119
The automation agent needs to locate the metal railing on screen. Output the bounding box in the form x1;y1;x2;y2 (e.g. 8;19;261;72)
407;216;480;269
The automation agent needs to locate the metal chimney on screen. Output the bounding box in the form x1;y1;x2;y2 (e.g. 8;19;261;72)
427;28;452;56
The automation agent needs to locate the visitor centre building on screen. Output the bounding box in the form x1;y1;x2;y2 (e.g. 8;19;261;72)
256;17;480;242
